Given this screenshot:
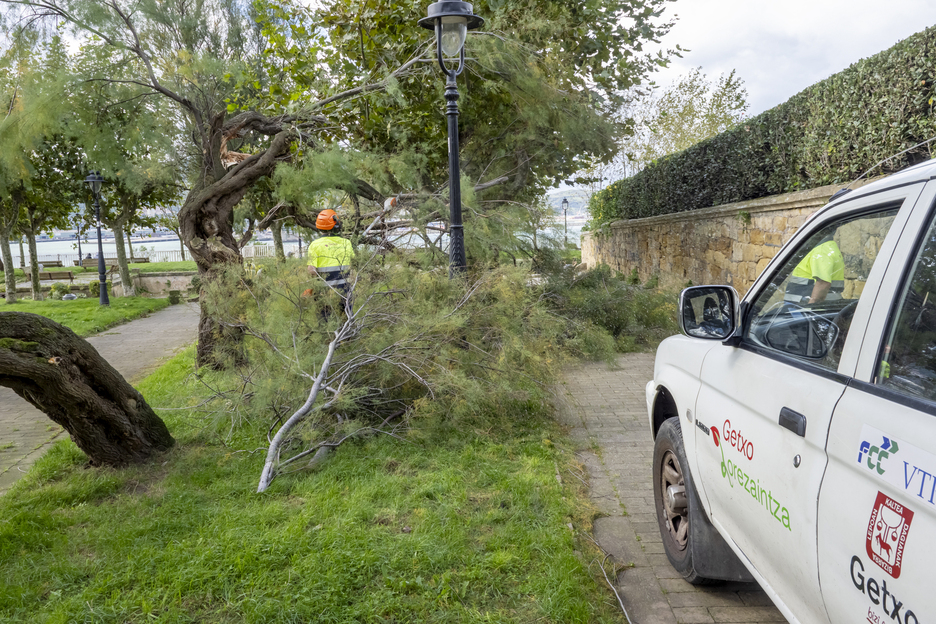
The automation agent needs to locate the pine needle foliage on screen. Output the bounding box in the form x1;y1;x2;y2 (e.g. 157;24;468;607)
197;256;620;485
542;259;679;353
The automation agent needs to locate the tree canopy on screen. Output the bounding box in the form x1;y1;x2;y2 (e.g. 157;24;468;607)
623;67;748;175
0;0;679;363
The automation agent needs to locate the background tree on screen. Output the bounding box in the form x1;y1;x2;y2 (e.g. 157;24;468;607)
19;136;84;300
0;187;23;303
98;181;173;295
153;204;186;258
3;0;677;363
619;67;749;177
0;34;75;302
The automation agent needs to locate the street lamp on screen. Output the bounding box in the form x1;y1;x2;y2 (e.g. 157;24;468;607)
419;1;484;277
561;198;569;247
84;171;109;306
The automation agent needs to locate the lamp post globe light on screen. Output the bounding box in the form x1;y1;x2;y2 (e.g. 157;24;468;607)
418;2;483;277
561;197;569;246
84;171;109;306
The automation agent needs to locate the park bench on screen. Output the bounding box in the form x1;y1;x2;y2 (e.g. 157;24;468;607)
38;271;75;283
40;260;63;268
81;258;119;269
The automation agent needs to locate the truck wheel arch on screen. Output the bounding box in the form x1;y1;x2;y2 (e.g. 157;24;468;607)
649;387;755;582
652;385;678;439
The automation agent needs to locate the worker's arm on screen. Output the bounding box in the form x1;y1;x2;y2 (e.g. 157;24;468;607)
808;278;831;304
307;265;318;276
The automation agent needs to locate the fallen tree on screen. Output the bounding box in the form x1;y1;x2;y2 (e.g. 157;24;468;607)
0;312;173;466
192;254;622;493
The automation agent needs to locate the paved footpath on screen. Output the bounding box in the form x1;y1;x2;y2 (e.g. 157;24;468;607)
0;302;200;494
559;353;785;624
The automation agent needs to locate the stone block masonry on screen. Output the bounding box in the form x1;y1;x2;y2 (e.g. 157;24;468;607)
582;179;879;296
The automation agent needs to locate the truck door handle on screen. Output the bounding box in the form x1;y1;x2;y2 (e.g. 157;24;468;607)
779;408;807;437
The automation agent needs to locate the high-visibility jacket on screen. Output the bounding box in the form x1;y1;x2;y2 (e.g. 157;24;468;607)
785;239;845;303
307;235;355;293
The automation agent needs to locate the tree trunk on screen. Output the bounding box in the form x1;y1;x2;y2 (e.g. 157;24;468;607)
17;238;24;269
125;228;134;260
0;312;174;465
25;213;41;301
0;192;21;304
112;221;134;297
0;230;16;304
103;195;137;298
179;127;294;368
271;220;285;261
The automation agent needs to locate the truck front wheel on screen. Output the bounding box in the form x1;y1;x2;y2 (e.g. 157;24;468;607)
653;417;718;585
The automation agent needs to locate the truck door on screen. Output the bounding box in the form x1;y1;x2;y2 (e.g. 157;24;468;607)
692;186;918;622
819;183;936;624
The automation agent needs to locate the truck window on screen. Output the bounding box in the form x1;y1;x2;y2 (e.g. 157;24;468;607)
745;207;898;370
877;212;936;401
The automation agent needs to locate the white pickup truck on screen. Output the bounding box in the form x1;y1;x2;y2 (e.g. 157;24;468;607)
646;159;936;623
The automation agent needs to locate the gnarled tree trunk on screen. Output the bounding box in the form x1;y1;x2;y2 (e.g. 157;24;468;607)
180;124;296;368
0;312;174;465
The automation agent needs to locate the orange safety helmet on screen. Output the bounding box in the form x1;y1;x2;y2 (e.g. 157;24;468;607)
315;209;339;231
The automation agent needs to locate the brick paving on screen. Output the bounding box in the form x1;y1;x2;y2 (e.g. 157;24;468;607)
0;302;199;494
558;353;786;624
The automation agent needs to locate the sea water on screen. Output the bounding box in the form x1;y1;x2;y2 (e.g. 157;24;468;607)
12;222;585;265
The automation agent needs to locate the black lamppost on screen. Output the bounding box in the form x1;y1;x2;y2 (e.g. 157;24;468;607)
84;171;109;306
419;1;483;277
561;198;569;247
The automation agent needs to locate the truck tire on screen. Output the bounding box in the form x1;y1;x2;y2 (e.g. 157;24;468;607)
653;417;719;585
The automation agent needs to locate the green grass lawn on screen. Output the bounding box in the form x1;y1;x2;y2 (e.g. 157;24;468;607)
0;346;621;623
1;297;171;336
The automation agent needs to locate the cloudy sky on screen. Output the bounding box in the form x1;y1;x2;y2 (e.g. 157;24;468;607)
648;0;936;116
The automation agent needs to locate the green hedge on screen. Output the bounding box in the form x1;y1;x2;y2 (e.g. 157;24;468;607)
590;25;936;224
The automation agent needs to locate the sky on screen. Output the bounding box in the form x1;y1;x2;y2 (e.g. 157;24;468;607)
646;0;936;116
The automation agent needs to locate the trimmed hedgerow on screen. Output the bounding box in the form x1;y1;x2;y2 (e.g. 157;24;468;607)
590;25;936;225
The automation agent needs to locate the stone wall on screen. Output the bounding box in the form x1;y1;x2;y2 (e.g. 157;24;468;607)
581;180;876;295
113;271;197;298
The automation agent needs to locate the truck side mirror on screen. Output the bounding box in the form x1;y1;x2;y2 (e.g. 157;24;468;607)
679;286;740;340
